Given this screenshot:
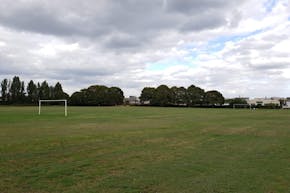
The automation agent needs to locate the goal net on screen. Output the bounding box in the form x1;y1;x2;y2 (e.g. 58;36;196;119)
38;99;67;116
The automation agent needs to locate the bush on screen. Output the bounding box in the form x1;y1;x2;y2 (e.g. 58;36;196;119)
262;103;280;109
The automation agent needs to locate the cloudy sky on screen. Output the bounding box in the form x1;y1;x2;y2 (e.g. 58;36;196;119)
0;0;289;98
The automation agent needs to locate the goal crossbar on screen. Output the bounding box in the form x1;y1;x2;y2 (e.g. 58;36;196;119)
39;99;67;116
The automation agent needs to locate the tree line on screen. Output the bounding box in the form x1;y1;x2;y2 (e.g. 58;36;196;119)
1;76;225;107
70;85;124;106
0;76;124;106
0;76;69;104
140;85;225;107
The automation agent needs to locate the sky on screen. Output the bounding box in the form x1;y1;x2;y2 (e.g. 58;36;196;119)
0;0;289;98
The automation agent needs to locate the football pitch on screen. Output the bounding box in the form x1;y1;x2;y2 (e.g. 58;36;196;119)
1;106;290;193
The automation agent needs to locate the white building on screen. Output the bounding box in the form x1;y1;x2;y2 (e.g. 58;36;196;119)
124;96;140;105
247;98;280;106
282;98;290;109
283;101;290;109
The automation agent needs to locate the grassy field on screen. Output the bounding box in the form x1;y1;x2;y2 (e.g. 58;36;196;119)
0;106;290;193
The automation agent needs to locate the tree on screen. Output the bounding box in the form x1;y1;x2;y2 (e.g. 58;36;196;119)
228;98;248;108
49;86;55;99
140;87;156;104
86;85;109;105
204;90;225;106
1;78;8;103
63;92;69;100
0;77;69;105
69;85;124;106
20;81;26;102
171;86;187;106
37;82;42;100
10;76;22;103
27;80;37;103
107;87;124;105
40;81;50;99
187;85;205;106
152;85;173;106
70;91;86;105
54;82;65;99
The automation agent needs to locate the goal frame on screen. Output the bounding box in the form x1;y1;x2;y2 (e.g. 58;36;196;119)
38;99;67;116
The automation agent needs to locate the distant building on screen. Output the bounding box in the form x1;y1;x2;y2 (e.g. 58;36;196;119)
124;96;140;105
282;98;290;109
141;100;150;105
247;97;280;106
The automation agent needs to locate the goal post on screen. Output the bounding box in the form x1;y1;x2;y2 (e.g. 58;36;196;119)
38;99;67;116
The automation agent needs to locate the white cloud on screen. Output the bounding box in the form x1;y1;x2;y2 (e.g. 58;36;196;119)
33;42;79;58
0;41;5;47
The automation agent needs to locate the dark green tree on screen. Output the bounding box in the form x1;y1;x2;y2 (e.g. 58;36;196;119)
186;85;205;106
27;80;37;103
86;85;109;105
49;86;55;99
10;76;22;103
171;86;187;106
140;87;156;104
228;98;248;108
40;81;50;99
69;85;124;106
204;90;225;106
0;77;70;105
53;82;64;99
152;85;173;106
107;87;124;105
1;78;8;103
37;82;42;100
20;81;26;102
70;91;86;105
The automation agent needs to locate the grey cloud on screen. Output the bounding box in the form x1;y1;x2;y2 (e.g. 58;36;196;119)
228;10;242;28
166;0;235;13
46;68;115;81
104;34;143;49
0;0;245;46
0;51;37;76
262;34;289;42
238;40;275;50
0;2;108;37
249;62;289;71
181;14;227;31
0;9;77;36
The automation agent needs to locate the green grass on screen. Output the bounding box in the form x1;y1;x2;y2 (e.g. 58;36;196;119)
1;106;290;193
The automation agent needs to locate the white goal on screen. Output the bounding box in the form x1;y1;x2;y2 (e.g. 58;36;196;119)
38;99;67;116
